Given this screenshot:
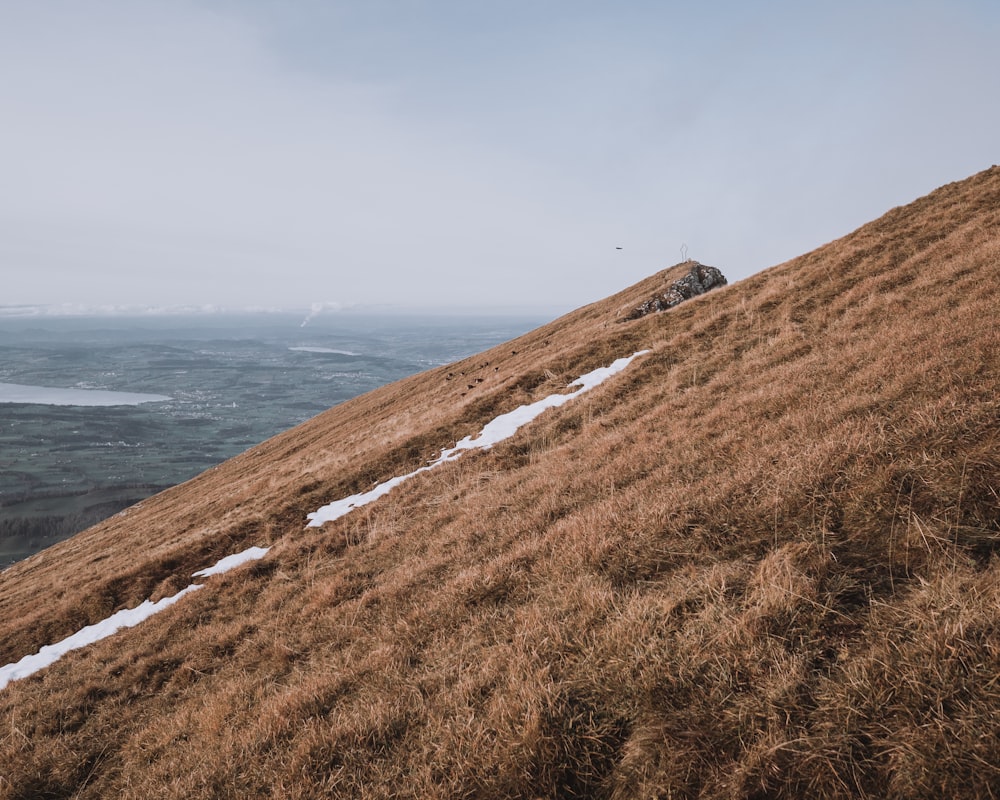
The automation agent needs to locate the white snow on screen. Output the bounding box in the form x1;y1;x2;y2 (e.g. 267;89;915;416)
192;546;270;577
0;547;271;691
0;382;171;406
0;585;202;691
307;351;650;527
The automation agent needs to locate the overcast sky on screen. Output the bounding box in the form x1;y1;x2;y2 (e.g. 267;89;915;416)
2;1;998;313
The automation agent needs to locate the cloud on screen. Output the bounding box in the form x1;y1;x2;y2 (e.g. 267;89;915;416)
2;1;998;310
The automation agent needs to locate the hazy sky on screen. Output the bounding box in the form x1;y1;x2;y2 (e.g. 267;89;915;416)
3;1;998;312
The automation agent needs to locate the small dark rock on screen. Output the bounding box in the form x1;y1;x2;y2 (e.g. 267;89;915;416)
625;262;727;321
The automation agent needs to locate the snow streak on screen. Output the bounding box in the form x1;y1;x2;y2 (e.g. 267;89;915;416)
0;548;268;691
307;351;650;527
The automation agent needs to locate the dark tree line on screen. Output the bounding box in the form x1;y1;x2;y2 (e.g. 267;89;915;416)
0;499;142;565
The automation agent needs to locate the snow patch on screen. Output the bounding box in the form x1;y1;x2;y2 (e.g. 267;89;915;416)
0;547;271;691
0;586;202;691
192;546;270;578
307;351;649;527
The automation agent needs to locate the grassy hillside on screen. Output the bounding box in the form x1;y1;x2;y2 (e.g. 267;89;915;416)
1;166;998;798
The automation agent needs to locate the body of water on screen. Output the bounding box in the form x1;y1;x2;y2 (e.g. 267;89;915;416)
0;311;545;567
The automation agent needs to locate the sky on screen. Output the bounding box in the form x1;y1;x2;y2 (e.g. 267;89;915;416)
2;0;998;313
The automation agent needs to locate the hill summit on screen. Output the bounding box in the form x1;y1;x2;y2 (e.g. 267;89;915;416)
1;167;999;798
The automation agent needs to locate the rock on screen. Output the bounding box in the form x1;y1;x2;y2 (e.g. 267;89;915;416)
625;262;727;320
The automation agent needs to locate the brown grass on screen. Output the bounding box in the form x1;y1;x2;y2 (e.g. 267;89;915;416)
1;166;999;798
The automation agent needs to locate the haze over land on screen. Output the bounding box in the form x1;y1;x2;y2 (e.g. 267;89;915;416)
3;1;999;311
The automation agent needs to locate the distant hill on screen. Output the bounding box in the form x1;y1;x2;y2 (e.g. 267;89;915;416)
1;166;998;798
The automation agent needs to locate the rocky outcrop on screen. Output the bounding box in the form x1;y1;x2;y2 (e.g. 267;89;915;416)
624;262;726;320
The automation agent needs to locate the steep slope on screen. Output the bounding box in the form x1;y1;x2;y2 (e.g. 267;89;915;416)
1;166;998;798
